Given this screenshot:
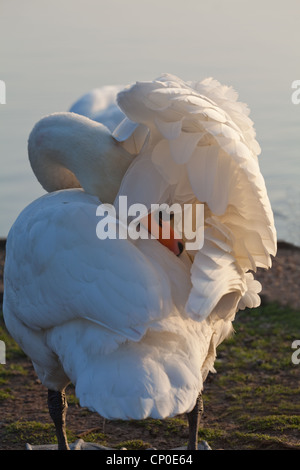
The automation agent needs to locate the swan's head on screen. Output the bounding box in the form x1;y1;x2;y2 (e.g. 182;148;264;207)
142;212;184;257
28;112;135;203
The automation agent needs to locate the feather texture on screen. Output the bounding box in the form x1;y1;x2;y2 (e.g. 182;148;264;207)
3;74;276;421
116;74;277;321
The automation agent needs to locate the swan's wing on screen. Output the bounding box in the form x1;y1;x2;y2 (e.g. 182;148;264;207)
114;74;277;321
69;85;125;132
4;189;186;342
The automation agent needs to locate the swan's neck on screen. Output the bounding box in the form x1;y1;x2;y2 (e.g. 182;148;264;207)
28;112;135;204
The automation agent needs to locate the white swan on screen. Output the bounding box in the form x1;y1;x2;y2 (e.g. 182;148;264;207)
3;74;276;450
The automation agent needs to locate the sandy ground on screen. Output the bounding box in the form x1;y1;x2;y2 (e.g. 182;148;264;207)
254;241;300;310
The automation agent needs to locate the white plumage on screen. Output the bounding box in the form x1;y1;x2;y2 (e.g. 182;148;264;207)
3;74;276;448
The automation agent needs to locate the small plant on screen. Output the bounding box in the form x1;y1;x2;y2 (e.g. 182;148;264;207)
115;439;151;450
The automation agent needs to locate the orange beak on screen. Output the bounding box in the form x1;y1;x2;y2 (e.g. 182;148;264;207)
141;212;184;257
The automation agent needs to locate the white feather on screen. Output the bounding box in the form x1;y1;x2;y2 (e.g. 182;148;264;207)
3;74;276;422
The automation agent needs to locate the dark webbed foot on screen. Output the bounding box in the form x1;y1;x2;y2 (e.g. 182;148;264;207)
186;393;204;450
48;389;70;450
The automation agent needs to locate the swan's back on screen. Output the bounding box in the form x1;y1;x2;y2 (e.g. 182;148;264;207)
69;85;125;131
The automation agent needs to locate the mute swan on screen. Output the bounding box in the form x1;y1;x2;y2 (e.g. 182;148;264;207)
3;74;276;450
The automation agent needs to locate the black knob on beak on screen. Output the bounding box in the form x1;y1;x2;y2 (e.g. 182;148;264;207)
177;241;184;256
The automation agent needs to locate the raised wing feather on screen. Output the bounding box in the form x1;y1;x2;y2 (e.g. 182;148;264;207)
114;74;277;321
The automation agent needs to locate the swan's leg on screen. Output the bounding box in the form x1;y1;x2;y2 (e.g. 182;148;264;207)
186;393;203;450
48;389;70;450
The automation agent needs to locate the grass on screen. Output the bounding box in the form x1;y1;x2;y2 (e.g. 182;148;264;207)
1;302;300;450
115;439;152;450
200;302;300;449
2;420;77;446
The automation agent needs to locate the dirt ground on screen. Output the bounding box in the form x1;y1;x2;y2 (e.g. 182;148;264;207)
0;239;299;451
253;241;300;311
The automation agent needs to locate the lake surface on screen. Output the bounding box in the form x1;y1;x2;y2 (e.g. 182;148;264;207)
1;0;299;246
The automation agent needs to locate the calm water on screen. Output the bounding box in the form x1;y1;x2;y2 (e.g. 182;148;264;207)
1;0;300;246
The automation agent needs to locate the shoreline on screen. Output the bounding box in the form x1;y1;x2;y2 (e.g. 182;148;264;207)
276;240;300;251
0;238;299;310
